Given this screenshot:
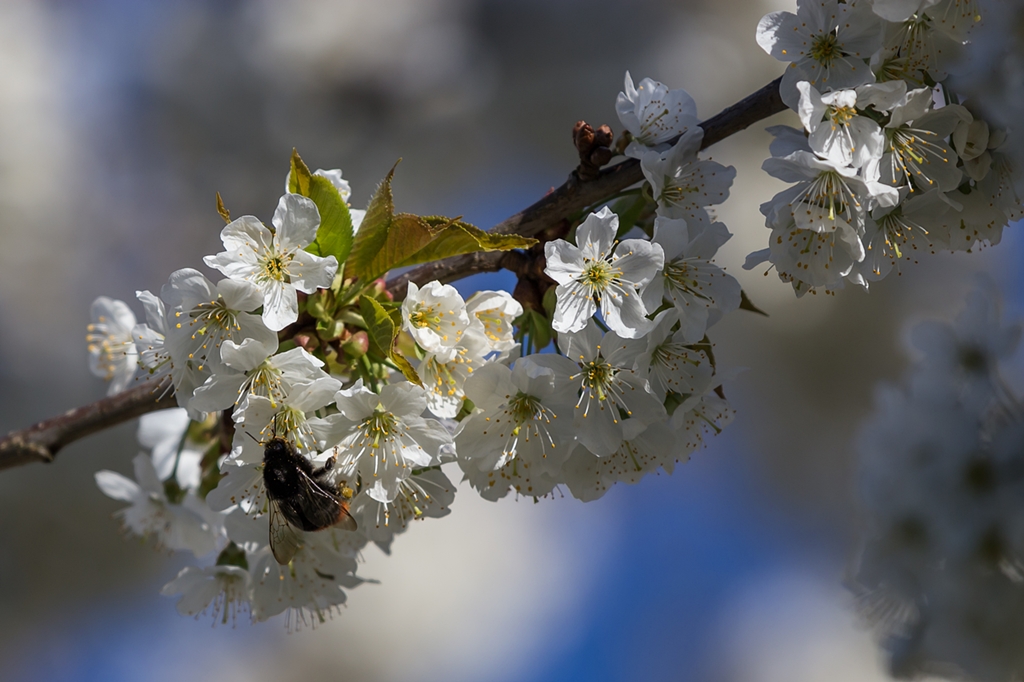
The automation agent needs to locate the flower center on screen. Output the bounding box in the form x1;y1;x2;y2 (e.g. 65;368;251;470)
173;298;243;372
796;169;860;223
581;359;617;402
580;259;615;290
638;106;671;143
423;348;474;402
663;258;708;299
660;182;700;206
829;105;857;126
877;210;928;263
259;253;290;282
810;32;841;66
241;363;285;407
361;408;400;453
887;127;949;189
86;323;133;380
508;392;544;425
474;308;509;344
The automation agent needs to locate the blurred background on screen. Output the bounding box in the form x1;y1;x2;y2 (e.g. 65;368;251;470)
0;0;1021;680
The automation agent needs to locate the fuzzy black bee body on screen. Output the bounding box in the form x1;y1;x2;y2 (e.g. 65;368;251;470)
262;437;357;564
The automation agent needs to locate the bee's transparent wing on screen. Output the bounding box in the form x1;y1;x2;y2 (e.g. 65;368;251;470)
268;498;303;565
295;468;358;532
334;501;358;532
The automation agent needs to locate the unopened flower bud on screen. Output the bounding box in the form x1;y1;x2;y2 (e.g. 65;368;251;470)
341;330;369;358
293;331;320;353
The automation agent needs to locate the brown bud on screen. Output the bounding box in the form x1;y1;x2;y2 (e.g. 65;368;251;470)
573;120;595;155
593;124;613;148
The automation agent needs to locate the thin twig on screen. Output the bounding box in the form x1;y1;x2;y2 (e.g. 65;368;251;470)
0;76;786;472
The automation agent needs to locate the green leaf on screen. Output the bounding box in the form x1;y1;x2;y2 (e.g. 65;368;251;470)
390;352;422;386
344;163;537;282
307;174;354;263
739;290;769;317
359;296;397;358
288;149;311;195
289;149;354;265
346;164;399;281
359;296;422;386
517;310;552;354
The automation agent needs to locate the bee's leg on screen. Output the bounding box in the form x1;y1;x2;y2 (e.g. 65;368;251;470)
311;448;339;478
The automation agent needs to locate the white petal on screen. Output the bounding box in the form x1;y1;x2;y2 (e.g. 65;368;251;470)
272;193;320;250
95;471;140;502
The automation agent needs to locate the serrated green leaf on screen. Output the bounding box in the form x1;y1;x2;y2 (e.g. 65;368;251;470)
359;217;535;282
344;164;536;282
345;164;398;281
288;150;354;265
358;213;439;283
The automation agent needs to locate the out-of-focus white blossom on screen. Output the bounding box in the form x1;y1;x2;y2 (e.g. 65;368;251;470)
87;296;138;395
95;453;219;557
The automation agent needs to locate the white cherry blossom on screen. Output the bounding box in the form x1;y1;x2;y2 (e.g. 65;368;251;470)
616;72;700;158
160;565;251;625
312;382;452;504
642;217;741;343
557;321;666;457
561;420;690;502
204;193;338;331
757;0;883;109
465;290;523;352
419;327;491;419
456;354;579;500
132;290;172;387
401;280;472;353
632;310;715;403
160;268;277;417
796;81;885;169
248;532;360;625
349;467;454;554
639;128;736;227
880;89;969;192
138;408;206;489
544;207;664;338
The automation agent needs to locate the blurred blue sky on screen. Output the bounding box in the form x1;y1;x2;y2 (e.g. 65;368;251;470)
3;1;1022;680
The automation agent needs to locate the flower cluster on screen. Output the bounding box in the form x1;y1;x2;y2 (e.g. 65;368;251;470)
851;283;1024;680
85;114;741;624
748;0;1021;296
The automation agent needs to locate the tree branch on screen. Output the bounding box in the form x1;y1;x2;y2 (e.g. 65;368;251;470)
0;381;176;471
386;75;784;295
0;76;786;472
